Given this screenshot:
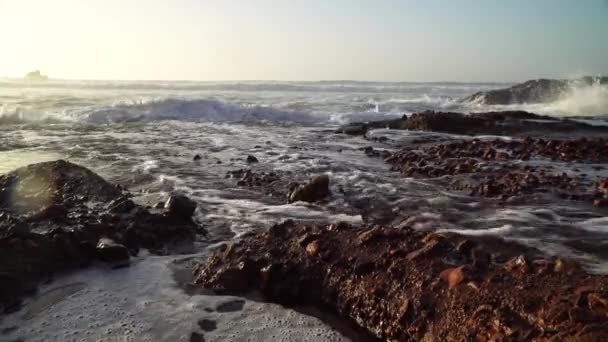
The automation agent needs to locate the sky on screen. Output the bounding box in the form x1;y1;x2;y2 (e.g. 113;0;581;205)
0;0;607;82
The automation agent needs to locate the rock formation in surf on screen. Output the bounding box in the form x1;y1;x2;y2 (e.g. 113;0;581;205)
0;160;204;313
460;76;608;105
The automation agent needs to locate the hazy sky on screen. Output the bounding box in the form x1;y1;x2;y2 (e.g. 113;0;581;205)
0;0;606;82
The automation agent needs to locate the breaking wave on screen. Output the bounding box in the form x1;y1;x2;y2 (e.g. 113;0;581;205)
531;81;608;117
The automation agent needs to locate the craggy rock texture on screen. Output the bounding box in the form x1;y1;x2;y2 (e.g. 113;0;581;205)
196;222;608;341
336;111;608;137
461;77;608;105
383;137;608;204
0;160;203;312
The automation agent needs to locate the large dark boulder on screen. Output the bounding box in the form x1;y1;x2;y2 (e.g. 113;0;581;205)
0;159;123;215
96;238;130;264
0;160;203;311
165;194;197;220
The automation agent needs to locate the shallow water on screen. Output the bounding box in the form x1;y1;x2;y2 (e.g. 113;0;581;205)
1;80;608;341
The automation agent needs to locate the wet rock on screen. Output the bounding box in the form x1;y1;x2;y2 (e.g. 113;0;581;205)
288;175;330;203
96;238;130;264
335;124;368;136
462;79;571;105
195;223;608;340
305;240;320;257
246;155;259;163
0;161;203;309
189;332;205;342
439;266;466;289
165;194;197;220
193;154;202;161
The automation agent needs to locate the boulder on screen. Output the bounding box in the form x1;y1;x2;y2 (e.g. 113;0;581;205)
165;194;197;220
96;238;130;264
288;175;330;203
458;78;608;105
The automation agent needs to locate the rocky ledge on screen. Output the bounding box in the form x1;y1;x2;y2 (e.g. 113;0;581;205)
461;77;608;105
336;110;608;138
0;160;204;313
196;221;608;341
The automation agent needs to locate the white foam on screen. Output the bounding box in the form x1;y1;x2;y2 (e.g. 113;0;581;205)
0;255;348;342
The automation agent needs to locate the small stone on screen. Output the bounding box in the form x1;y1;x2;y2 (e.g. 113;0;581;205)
588;293;608;316
190;332;205;342
504;255;529;273
357;228;381;245
306;240;320;257
288;175;331;203
594;199;608;208
298;233;321;247
439;265;465;289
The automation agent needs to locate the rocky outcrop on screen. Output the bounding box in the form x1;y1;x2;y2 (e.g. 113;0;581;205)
196;222;608;341
335;111;608;137
461;77;608;105
384;137;608;204
0;160;204;312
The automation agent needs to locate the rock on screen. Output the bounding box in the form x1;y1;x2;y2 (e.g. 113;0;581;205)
335;124;368;136
305;240;320;257
462;79;571;105
246;155;259;163
96;238;130;264
193;154;202;161
288;175;331;203
0;160;203;311
165;194;197;220
197;319;217;332
189;332;205;342
440;266;466;289
196;222;608;341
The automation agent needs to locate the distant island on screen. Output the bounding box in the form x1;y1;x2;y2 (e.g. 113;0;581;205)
24;70;48;81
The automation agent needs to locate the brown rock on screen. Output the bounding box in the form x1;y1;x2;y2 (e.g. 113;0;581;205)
306;240;320;257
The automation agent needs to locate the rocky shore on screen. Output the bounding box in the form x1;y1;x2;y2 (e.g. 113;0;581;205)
197;221;608;341
3;109;608;341
336;110;608;138
0;160;204;313
196;110;608;341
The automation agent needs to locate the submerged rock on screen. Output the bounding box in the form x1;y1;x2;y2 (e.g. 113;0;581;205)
287;175;331;203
